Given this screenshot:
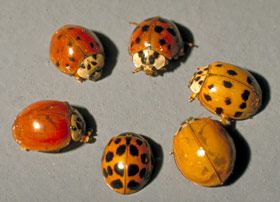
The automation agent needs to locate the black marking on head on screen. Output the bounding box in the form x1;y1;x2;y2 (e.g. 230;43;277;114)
158;17;168;23
76;36;81;40
126;137;132;145
204;94;212;101
141;55;147;64
69;57;75;62
114;163;124;177
114;138;121;144
76;122;82;130
241;90;250;101
57;34;62;39
103;168;108;178
234;111;243;117
116;145;126;156
208;84;214;89
195;76;201;82
227;70;237;76
87;64;91;70
133;25;140;32
197;71;203;75
130;145;139;156
142;25;149;32
91;61;97;66
247;76;253;85
204;67;209;71
167;44;171;50
225;97;231;105
127;180;141;190
239;102;247;109
68;27;74;30
139;168;146;178
136;37;141;44
92;54;97;59
159;39;166;45
215;107;223;115
154;26;163;33
80;63;85;68
107;166;113;176
110;179;123;189
105;152;114;162
77;117;82;122
138;50;143;57
89;42;94;48
149;55;155;64
216;64;223;67
136;139;143;146
167;28;176;36
56;61;60;67
70;126;77;131
153;52;159;58
67;42;72;47
223;80;233;88
128;164;139;176
141;153;149;164
56;49;59;54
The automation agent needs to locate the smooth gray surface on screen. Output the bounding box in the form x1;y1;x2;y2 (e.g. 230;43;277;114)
1;0;279;201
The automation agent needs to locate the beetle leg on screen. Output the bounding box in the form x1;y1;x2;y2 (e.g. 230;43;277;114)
132;67;142;73
129;22;138;26
219;116;228;125
74;74;85;83
188;93;197;102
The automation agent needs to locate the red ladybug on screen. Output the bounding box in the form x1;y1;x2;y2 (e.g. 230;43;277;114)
12;100;92;152
129;16;196;76
50;25;104;82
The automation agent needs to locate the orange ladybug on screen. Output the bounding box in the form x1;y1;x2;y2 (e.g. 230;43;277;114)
188;62;262;124
101;133;153;194
12;100;92;152
128;16;196;76
173;117;236;187
50;25;104;82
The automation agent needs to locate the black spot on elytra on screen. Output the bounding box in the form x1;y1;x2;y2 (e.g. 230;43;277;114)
114;138;121;144
167;44;171;50
239;102;247;109
57;34;62;39
158;17;168;23
116;145;126;156
247;76;253;85
56;61;60;67
167;28;176;36
136;37;141;44
68;27;74;30
76;36;81;40
126;137;132;145
195;76;201;81
89;42;94;48
234;111;243;117
114;163;124;177
225;97;232;105
128;164;139;176
215;107;223;115
208;84;214;89
227;70;238;76
136;139;143;146
130;145;139;156
69;57;75;62
241;90;250;101
159;39;166;45
216;64;223;67
127;180;141;190
130;41;133;47
153;52;159;58
67;42;72;47
154;26;163;33
142;25;149;32
139;168;146;178
105;152;114;162
141;153;149;164
110;179;123;189
107;166;113;176
223;80;233;88
204;94;212;101
103;168;108;178
149;55;155;64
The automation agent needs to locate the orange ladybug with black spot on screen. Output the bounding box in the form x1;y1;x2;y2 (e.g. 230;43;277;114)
101;133;153;194
188;62;262;124
129;16;196;76
50;25;104;82
173;117;236;187
12;100;92;152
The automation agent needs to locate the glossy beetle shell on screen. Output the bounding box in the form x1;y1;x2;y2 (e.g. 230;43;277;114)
101;133;153;194
12;100;89;152
173;118;236;186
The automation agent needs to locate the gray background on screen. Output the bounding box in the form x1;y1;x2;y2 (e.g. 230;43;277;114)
1;0;279;201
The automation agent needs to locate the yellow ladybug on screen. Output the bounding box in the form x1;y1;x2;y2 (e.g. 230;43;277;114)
173;117;236;187
188;62;262;124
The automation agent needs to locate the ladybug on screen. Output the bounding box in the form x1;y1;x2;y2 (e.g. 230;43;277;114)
50;25;104;82
12;100;92;152
101;133;153;194
173;117;236;187
128;16;196;76
188;62;262;124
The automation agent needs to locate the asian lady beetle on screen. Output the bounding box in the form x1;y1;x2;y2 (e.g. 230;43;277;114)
50;25;104;82
12;100;92;152
101;133;153;194
188;62;262;124
173;117;236;187
129;16;196;76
